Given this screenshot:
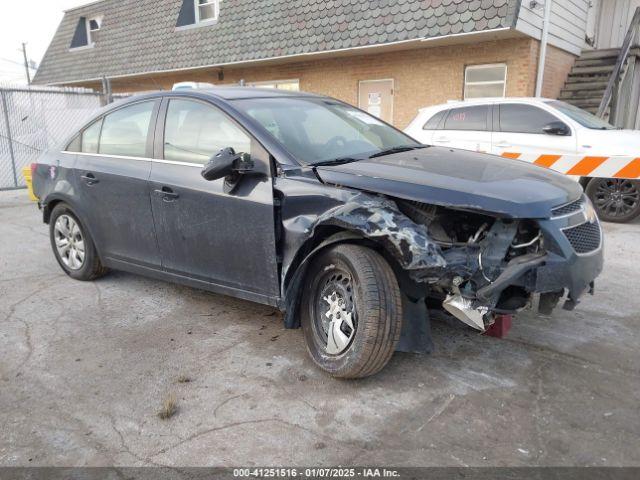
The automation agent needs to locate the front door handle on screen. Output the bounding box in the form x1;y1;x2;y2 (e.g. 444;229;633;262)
434;136;450;143
495;141;512;148
81;173;99;185
154;186;179;202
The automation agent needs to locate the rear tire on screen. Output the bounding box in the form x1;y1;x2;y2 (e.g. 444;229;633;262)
301;244;402;379
585;178;640;223
49;203;108;281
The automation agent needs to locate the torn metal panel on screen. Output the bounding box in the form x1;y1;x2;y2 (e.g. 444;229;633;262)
310;193;447;272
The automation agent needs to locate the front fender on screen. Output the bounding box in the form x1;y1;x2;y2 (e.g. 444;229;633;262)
279;192;447;328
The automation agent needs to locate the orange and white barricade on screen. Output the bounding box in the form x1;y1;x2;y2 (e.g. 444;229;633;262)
501;152;640;179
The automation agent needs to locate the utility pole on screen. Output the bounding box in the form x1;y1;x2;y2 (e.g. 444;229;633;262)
21;43;31;85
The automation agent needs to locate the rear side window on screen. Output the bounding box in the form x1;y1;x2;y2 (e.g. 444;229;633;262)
163;99;251;164
422;110;446;130
443;105;488;131
98;101;155;157
81;119;102;153
499;104;560;134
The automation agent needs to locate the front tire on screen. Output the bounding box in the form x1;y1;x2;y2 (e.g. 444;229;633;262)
49;203;108;281
301;244;402;379
586;178;640;223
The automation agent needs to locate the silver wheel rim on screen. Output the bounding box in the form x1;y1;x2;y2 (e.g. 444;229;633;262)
314;270;357;355
54;214;85;270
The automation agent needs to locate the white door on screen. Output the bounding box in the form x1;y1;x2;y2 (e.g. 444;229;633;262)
432;104;492;153
358;80;394;124
491;103;577;157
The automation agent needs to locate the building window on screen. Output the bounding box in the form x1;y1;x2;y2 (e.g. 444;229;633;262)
464;64;507;99
248;80;300;91
69;15;102;50
195;0;220;23
87;16;102;43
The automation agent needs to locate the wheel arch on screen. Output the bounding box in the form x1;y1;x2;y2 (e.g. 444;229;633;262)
281;227;396;328
42;193;104;260
579;177;592;191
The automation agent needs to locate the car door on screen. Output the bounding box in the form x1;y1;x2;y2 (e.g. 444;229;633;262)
73;99;162;268
491;103;577;157
431;104;492;153
148;97;279;299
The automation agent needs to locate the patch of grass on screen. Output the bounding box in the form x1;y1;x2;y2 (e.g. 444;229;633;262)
176;374;192;384
157;393;178;420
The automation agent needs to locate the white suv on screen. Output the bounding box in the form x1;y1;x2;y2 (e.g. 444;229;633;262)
405;98;640;223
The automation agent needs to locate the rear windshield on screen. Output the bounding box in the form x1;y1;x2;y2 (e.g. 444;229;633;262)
545;100;616;130
232;97;418;165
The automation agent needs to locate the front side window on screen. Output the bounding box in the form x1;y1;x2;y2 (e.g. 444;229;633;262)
464;64;507;99
498;104;560;134
195;0;220;23
81;119;102;153
164;99;251;164
98;102;154;157
233;97;418;165
443;105;489;131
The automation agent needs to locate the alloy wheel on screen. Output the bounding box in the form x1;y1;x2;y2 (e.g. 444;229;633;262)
54;214;85;270
313;269;357;355
593;179;640;219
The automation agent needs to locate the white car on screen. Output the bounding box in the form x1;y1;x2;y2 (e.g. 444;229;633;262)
405;98;640;223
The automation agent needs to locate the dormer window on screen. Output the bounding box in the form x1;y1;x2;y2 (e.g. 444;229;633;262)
88;16;102;33
70;15;102;50
176;0;221;29
195;0;219;23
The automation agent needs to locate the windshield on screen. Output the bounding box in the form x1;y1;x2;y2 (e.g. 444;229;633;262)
233;97;419;164
545;100;616;130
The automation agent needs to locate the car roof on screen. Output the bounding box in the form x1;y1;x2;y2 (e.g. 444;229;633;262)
198;86;322;100
418;97;558;112
122;87;322;102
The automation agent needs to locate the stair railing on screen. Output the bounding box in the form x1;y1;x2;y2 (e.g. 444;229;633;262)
597;7;640;119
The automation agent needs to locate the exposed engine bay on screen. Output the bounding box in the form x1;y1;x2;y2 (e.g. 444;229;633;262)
396;200;551;331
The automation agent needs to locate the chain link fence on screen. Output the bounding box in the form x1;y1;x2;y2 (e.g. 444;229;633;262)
0;85;126;190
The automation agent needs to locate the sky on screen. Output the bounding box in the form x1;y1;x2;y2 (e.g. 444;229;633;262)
0;0;89;85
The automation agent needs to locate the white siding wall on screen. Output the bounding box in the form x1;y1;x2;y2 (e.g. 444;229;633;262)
595;0;640;49
516;0;591;55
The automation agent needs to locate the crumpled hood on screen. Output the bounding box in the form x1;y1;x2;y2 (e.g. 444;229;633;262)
314;147;582;218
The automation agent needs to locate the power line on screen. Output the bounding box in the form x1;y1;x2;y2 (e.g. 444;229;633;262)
0;57;36;69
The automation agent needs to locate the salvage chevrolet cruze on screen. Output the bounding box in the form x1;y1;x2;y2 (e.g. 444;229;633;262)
32;88;604;378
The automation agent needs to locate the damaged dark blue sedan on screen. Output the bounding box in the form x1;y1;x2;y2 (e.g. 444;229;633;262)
32;88;604;378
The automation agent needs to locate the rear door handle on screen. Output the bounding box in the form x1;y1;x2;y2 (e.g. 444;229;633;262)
81;173;99;185
495;141;512;148
154;186;179;202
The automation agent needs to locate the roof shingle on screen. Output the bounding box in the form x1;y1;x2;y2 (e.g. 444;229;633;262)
33;0;520;85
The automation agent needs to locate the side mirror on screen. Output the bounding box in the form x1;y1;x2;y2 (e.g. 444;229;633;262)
542;121;570;136
201;147;254;182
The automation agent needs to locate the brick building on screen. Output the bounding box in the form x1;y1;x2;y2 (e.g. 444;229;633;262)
33;0;607;128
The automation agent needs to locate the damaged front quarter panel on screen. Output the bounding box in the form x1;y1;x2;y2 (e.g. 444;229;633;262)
275;174;449;328
310;193;447;272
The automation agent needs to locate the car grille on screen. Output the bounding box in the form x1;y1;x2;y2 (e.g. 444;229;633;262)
563;221;601;254
552;197;584;217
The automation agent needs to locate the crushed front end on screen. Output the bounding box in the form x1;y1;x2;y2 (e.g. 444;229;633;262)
396;194;604;331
